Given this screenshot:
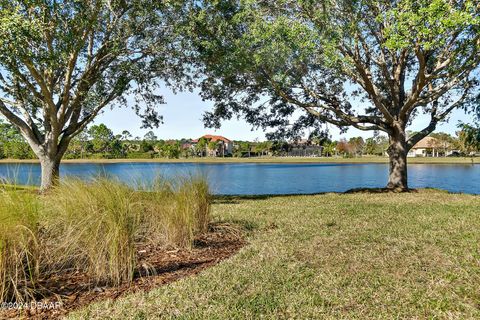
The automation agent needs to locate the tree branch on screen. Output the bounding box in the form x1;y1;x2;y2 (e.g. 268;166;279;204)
0;99;40;147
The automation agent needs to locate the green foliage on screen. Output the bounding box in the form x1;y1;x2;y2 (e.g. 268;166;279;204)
0;1;191;188
144;131;158;142
235;141;252;157
88;124;115;154
196;137;208;157
109;139;126;158
126;152;154;159
364;135;389;156
253;141;272;156
186;0;480;149
457;123;480;154
270;141;291;156
429;132;457;153
65;132;91;159
140;140;155;153
84;124;125;158
159;142;181;159
0;120;35;159
207;141;218;155
348;137;365;156
322;141;337;157
384;0;480;50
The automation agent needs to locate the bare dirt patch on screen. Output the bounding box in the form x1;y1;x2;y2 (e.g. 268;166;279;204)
1;224;245;320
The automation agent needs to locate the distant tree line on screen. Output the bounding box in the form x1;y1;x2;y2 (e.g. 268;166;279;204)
334;128;480;158
1;120;479;160
65;124;188;159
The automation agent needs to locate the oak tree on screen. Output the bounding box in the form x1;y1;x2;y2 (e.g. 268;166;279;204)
188;0;480;190
0;0;187;190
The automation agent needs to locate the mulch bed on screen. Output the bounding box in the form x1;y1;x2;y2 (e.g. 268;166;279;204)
1;224;245;320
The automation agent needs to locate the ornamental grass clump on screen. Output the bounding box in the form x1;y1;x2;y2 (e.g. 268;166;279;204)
177;176;210;235
43;179;141;286
0;190;40;303
138;175;211;248
0;176;212;303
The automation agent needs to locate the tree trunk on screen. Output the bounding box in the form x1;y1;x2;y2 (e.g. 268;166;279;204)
39;155;61;191
386;127;409;192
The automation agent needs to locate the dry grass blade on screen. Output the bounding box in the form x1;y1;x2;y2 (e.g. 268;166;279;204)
139;175;211;248
0;176;212;304
43;179;141;286
0;190;40;303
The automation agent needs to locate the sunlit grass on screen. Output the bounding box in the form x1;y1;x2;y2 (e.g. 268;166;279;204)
42;179;141;286
137;175;210;248
0;190;40;303
68;189;480;319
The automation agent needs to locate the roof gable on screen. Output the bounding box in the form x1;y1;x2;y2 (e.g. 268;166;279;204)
412;137;439;149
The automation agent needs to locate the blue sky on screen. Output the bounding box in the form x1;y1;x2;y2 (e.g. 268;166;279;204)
93;85;473;141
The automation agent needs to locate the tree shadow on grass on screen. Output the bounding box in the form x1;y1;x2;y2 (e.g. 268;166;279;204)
343;187;419;194
213;193;327;204
213;188;424;203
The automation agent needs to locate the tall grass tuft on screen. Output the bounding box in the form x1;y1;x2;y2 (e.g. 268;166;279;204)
177;176;211;235
0;190;40;303
1;175;211;302
138;175;211;248
43;179;141;286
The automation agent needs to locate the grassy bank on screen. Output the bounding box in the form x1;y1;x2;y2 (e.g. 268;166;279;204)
70;189;480;319
0;156;478;164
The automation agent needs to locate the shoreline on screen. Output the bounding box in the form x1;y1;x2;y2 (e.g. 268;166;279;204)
0;156;478;165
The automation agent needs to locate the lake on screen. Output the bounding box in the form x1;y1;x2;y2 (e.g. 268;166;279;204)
0;162;478;195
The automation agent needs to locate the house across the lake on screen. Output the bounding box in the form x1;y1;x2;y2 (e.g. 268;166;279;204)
408;136;454;157
192;134;233;157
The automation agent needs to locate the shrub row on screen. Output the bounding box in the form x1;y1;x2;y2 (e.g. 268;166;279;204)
0;177;210;303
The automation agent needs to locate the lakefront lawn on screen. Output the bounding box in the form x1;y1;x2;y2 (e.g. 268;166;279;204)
69;189;480;319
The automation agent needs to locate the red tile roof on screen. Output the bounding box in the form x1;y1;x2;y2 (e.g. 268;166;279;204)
193;135;231;143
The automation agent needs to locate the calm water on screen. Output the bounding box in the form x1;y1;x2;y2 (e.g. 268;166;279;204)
0;162;478;195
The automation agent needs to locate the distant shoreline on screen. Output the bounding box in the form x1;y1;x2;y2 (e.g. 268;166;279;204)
0;156;478;165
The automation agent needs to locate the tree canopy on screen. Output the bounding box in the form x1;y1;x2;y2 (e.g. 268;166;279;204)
188;0;480;138
186;0;480;190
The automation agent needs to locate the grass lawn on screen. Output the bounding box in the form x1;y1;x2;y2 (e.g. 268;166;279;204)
1;155;479;164
68;189;480;319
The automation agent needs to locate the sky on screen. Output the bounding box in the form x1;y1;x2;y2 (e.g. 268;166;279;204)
93;85;474;142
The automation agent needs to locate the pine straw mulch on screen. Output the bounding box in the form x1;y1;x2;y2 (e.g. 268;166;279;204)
2;223;245;320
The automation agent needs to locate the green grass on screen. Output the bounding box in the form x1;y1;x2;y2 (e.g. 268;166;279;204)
68;190;480;319
1;155;478;164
